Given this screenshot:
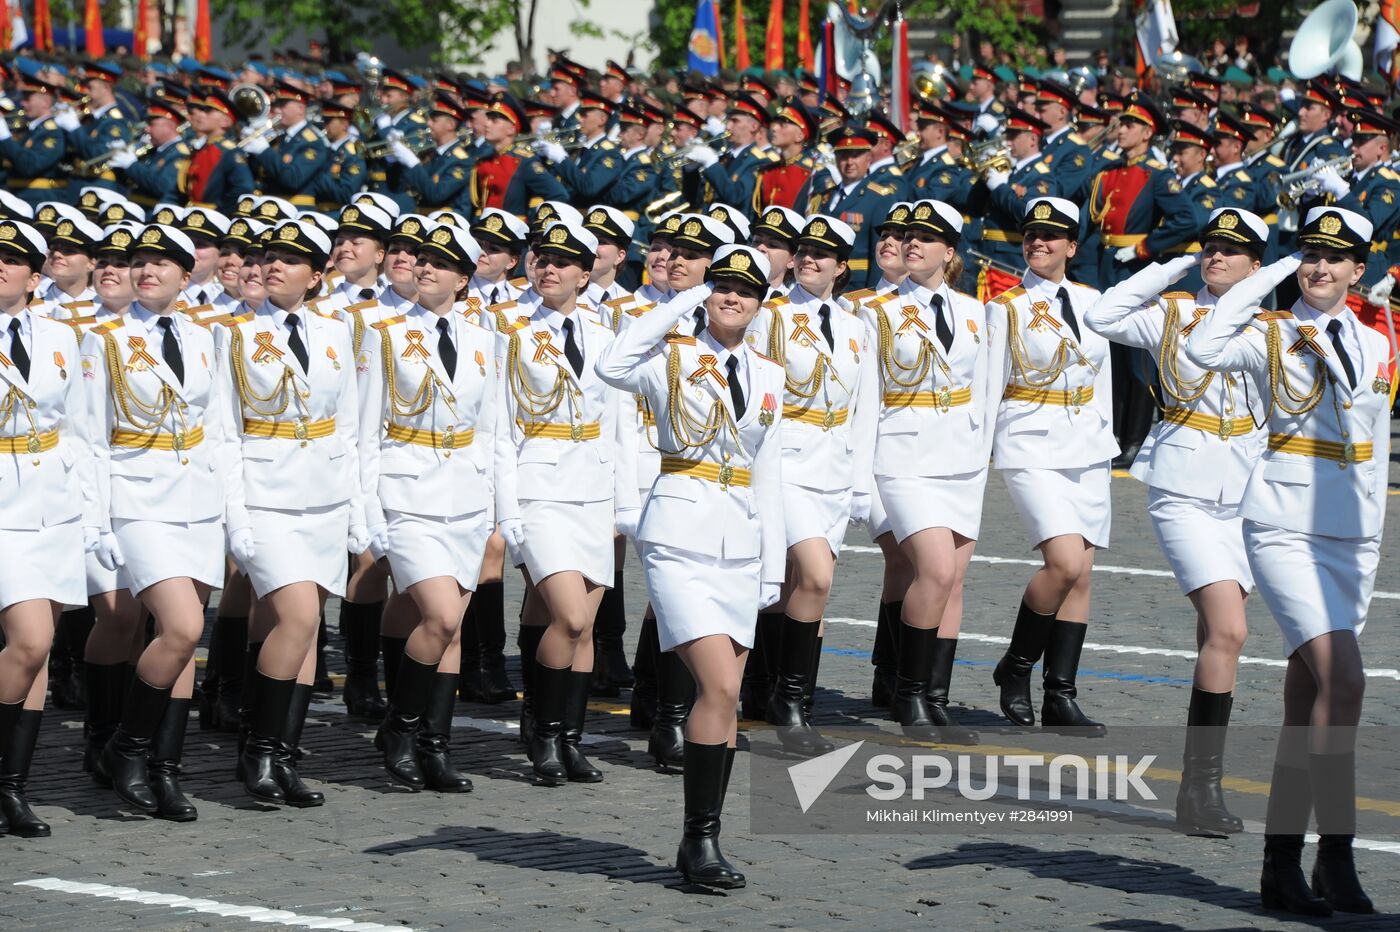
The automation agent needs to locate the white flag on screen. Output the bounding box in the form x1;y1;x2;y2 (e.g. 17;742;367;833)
10;8;27;50
1135;0;1179;66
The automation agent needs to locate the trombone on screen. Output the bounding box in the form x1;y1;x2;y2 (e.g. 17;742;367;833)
657;131;730;168
1271;154;1352;209
362;126;435;158
75;121;191;173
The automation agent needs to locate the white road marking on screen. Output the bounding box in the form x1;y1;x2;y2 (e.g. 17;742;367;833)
14;878;412;930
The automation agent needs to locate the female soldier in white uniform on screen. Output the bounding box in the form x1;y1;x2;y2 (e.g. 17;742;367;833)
494;218;638;786
746;214;876;757
861;199;991;745
361;224;496;794
597;245;786;890
81;224;250;818
1086;207;1270;834
1187;207;1389;917
985;197;1115;735
224;219;368;808
0;219;91;838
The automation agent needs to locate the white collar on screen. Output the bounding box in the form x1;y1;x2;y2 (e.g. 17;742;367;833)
921;145;947;164
1214;160;1243;177
1045;125;1071;145
283;120;308;138
869;155;894;172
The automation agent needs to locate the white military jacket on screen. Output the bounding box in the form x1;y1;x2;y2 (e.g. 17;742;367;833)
1186;257;1392;540
595;286;786;587
358;303;497;526
986;270;1118;470
744;284;877;494
217;300;365;520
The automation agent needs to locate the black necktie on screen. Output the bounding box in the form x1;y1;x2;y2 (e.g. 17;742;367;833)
932;293;953;352
726;355;745;417
437;317;457;380
284;313;309;371
692;308;706;336
197;289;207;305
7;318;29;381
489;286;500;305
1327;318;1356;389
1056;287;1081;342
818;303;834;350
360;288;374;301
561;317;583;377
157;317;184;383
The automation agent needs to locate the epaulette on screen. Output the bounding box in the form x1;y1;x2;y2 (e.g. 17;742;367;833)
175;142;191;156
800;155;815;168
509;278;528;289
498;314;531;333
604;296;636;311
490;300;519;313
304;295;330;311
763;296;791;309
1381;167;1400;182
217;137;237;150
1147;158;1167;170
940;152;955;165
1198;175;1216;188
1161;291;1194;301
1255;309;1293;321
664;333;696;345
626;301;657;318
39;118;57;131
599;139;618;151
844;288;876;303
1101;149;1122;161
1265;155;1285;168
213;311;255;328
62;315;98;329
868;182;896;196
1033;162;1050;174
507;142;533;158
993;286;1027;305
181;303;215;316
451;145;468;160
887;165;903;176
1234;169;1252;182
343;140;361;156
310;307;340;320
869;290;900;306
408;111;428;124
371;315;405;330
1068;132;1087;146
92;319;123;335
343;299;378;313
750;348;779;365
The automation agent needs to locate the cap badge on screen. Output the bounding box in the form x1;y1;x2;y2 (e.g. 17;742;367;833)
342;207;359;223
141;228;161;245
1033;203;1052;220
549;226;569;245
432;228;453;245
1218;212;1238;230
732;252;751;271
484;215;503;232
278;224;298;241
112;230;132;247
810;219;828;237
1320;215;1342;236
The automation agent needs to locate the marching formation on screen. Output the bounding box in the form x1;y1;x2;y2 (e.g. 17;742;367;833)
0;50;1392;913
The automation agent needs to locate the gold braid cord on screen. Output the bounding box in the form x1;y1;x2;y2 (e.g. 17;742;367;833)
102;330;182;433
505;329;569;420
1157;297;1214;404
379;328;441;419
1004;301;1088;388
766;306;830;400
229;328;307;417
1264;320;1326;416
0;383;39;439
873;301;932;389
662;343;736;453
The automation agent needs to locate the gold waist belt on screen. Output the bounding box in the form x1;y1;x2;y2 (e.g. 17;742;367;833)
386;423;474;449
882;387;972;410
0;428;58;454
242;416;336;441
781;404;849;430
111;425;204;451
1267;434;1372;465
517;420;601;441
1162;407;1254;440
659;456;751;488
1003;384;1094;407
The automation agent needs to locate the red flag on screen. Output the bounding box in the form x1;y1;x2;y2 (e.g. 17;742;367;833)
84;0;104;56
715;2;725;69
734;0;751;71
33;0;52;52
764;0;784;71
195;0;212;62
133;0;149;60
0;0;11;50
796;0;814;71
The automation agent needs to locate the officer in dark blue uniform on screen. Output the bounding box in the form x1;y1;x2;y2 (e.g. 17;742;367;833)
1165;119;1223;293
679;92;775;220
0;75;71;206
69;61;135;193
241;80;330;209
796;124;903;289
109;99;190;208
313;100;368;212
366;68;430;215
1324;108;1400;288
863;110;912;198
389;92;478;216
469;92;568;220
536;90;626;203
1036;79;1096;201
547;56;589;133
966;107;1058;273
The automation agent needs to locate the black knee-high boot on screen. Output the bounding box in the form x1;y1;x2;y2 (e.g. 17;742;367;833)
473;581;514;703
765;616;833;756
148;698;197;822
417;672;472;793
0;705;50;837
380;634;406;699
457;600;487;702
340;601;386;719
629;615;658;729
207;616;246;732
234;641;262;781
1310;752;1373;914
273;684;325;807
1261;760;1330;916
376;655;438;790
528;663;570;785
563;670;604;782
241;673;294;804
740;613;777;721
84;662;130;781
50;607;93;710
891;624;939;739
927;637;977;744
100;677;172;814
314;611;333;693
1040;619;1105;735
649;648;694;772
1175;688;1241;835
517;624;546;745
676;740;745;889
992;600;1054;726
871;600;900;708
591;571;632;697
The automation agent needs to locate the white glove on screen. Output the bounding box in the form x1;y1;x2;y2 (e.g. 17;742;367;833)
1366;273;1397;306
984;168;1010;190
107;147;136;169
685;145;719;169
500;517;526;565
94;530;126;571
374;112;392;130
387;139;419;167
705;115;725;136
1314;164;1350;199
1278;86;1296;104
241;134;269;156
0;119;10;141
534;140;567;164
368;522;390;560
974;113;1001;135
54;108;80;132
615;507;641;539
347;523;371;556
849;492;872;528
84;526;101;553
759;583;782;610
1161;253;1201;283
229;527;256;565
1115;245;1139;264
677;282;713;309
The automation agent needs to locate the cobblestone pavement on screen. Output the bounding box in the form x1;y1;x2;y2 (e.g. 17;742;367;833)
5;430;1400;930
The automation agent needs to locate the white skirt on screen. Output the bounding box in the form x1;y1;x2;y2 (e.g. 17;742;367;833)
245;503;351;599
877;468;990;543
867;485;893;541
1243;520;1379;657
114;517;226;595
1002;463;1112;549
641;541;760;651
86;550;122;598
0;521;84;610
1147;487;1252;595
386;507;490;591
518;498;614;586
783;482;852;554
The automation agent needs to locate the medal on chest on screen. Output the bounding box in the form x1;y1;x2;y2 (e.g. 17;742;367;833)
759;392;776;426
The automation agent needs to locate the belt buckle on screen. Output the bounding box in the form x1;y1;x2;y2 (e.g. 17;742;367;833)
26;432;40;454
938;386;952;412
718;464;734;488
1343;441;1358;464
442;427;456;450
822;409;835;431
172;430;186;451
570;423;584;442
293;418;309;441
1217;416;1232;441
1069;387;1084;410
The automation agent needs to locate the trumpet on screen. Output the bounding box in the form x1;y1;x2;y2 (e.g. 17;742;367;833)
961;138;1013;178
657;131;730;167
893;131;922;166
1271;154;1352;209
362;126;435;158
76;121;191;173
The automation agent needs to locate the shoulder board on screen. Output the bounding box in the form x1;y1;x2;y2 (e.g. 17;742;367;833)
175;142;191;156
1068;281;1096;291
993;286;1027;305
310;308;340;320
371;315;405;330
1198;175;1216;188
844;288;875;302
451;145;468;160
92;319;123;334
869;291;900;306
508;143;533;158
867;182;896;196
62;315;98;328
181;303;215;316
1033;162;1050;174
1100;149;1122;161
408;111;428;124
1255;310;1293;321
1068;132;1086;145
763;296;792;309
1234;169;1252;182
1146;159;1167;170
750;348;779;365
1265;154;1285;167
343;140;361;155
217;137;237;150
304;296;330;311
800;156;815;168
604;296;636;310
1161;291;1195;301
490;300;518;313
343;299;377;313
1318;135;1335;145
940;152;955;165
39;118;57;131
664;333;696;345
1381;167;1400;181
509;278;528;288
214;311;255;328
887;165;903;176
626;301;657;317
599;140;618;151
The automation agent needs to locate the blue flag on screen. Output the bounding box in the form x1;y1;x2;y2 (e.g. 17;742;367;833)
688;0;721;76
